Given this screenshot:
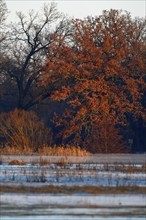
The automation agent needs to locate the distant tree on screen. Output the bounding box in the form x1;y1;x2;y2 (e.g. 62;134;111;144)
41;10;146;151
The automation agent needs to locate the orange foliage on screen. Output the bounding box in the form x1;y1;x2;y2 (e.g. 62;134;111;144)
41;10;146;151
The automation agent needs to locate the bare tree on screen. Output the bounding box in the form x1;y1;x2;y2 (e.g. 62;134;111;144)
4;2;71;110
0;0;8;43
0;0;10;110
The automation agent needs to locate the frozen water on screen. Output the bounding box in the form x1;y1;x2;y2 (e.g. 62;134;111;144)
0;163;145;186
0;154;146;219
1;193;146;220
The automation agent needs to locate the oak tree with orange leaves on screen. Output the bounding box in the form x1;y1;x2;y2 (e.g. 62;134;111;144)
41;10;146;152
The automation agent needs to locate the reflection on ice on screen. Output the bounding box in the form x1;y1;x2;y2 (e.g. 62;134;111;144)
1;193;145;206
1;216;146;220
1;206;146;220
1;193;146;220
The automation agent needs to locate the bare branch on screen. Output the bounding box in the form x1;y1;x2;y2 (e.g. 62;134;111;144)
3;2;69;109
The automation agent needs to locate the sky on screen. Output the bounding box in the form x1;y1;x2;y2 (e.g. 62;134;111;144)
5;0;146;21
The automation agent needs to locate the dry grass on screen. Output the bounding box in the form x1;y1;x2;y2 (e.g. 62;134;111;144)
0;154;2;164
0;145;91;156
8;159;26;165
102;163;146;173
39;145;91;156
55;157;67;167
1;185;146;194
0;145;33;155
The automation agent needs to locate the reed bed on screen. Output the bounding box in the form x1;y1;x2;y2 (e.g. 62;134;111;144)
0;145;90;156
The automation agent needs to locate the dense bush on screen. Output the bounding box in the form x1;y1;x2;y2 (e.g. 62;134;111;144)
0;109;52;152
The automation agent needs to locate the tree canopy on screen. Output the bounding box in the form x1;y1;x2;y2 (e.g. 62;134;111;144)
41;10;146;149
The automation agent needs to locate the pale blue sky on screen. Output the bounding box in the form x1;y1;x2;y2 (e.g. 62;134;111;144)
5;0;146;21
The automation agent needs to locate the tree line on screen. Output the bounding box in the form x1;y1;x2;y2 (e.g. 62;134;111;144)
0;0;146;153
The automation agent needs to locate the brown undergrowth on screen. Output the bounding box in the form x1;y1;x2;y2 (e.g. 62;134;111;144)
0;185;146;194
